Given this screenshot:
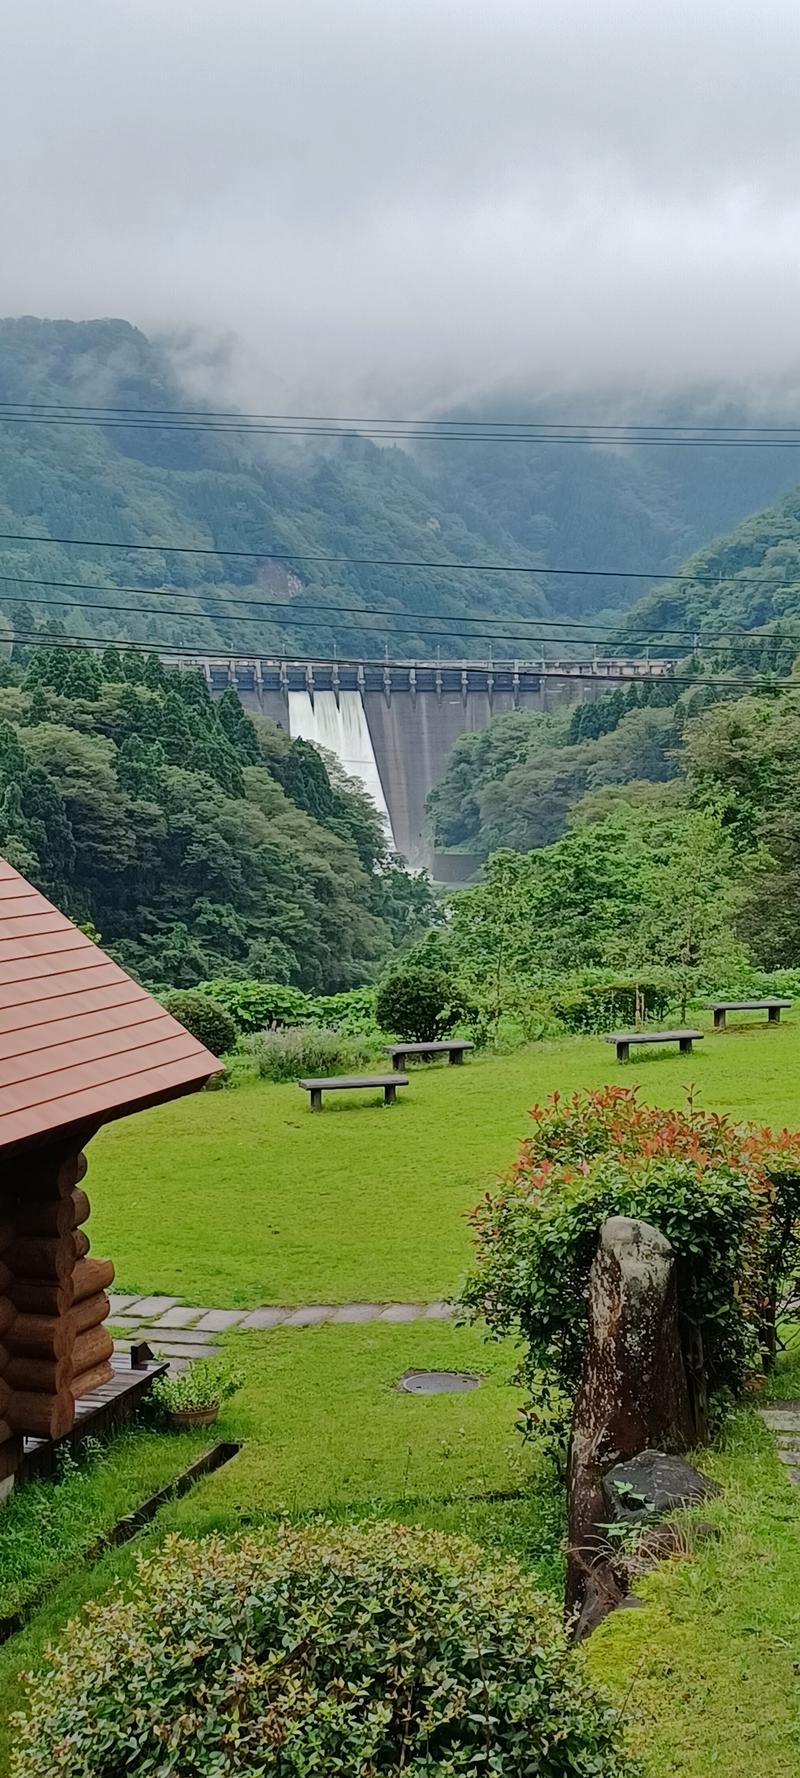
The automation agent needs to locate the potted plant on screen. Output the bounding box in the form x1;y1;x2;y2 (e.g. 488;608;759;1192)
151;1359;243;1429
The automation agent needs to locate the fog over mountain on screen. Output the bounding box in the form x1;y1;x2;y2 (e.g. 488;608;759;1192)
4;0;800;409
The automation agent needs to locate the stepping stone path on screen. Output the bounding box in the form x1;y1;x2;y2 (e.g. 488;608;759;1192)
107;1294;455;1371
759;1401;800;1484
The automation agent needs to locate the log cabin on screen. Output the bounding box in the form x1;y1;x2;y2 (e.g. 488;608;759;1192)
0;854;222;1496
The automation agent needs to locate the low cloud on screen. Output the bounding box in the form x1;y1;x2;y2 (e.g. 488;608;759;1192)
4;0;800;406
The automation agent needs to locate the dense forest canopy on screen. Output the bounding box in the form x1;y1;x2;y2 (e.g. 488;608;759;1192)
2;318;800;662
441;672;800;1022
428;676;688;855
615;487;800;652
0;643;436;991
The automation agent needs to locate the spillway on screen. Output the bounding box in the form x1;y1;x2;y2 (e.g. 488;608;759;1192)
286;689;396;850
191;657;675;873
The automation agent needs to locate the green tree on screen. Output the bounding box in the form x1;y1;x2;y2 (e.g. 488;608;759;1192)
617;808;744;1017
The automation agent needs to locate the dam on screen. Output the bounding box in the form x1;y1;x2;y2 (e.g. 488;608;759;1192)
174;654;672;875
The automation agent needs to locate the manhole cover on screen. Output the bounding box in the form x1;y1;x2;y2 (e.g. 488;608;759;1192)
397;1370;481;1395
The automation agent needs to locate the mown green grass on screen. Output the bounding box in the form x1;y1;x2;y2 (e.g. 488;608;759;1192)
0;1426;209;1622
587;1398;800;1777
5;1023;800;1774
92;1018;800;1305
0;1322;563;1773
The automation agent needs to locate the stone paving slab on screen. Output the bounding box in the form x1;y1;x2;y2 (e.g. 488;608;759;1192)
111;1299;456;1333
117;1325;223;1348
150;1325;226;1347
329;1304;382;1323
240;1307;291;1328
760;1401;800;1487
282;1306;336;1326
127;1295;181;1318
151;1306;210;1328
759;1408;800;1433
194;1309;249;1332
145;1338;220;1360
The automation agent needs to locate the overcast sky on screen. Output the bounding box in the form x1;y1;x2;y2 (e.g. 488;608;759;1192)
4;0;800;407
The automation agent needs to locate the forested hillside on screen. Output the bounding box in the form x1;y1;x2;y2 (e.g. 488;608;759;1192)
429;677;691;855
0;643;435;990
615;484;800;652
1;317;799;660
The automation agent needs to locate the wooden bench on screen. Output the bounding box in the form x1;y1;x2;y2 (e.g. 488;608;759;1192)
299;1073;409;1111
605;1029;704;1064
706;998;791;1031
384;1039;474;1072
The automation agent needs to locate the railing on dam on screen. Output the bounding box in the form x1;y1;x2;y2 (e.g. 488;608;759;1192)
165;653;673;703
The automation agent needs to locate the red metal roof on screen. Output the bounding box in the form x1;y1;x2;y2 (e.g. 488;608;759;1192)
0;857;222;1152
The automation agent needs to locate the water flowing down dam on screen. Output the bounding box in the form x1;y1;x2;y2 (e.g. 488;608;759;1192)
172;655;673;876
286;689;395;845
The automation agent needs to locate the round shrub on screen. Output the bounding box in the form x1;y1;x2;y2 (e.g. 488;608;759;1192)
462;1086;766;1453
376;960;467;1042
162;989;236;1056
11;1523;636;1778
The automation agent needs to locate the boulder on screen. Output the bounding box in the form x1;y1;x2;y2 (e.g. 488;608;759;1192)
602;1449;721;1523
566;1216;696;1631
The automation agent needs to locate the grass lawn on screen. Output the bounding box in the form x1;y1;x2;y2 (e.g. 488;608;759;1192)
92;1018;800;1305
0;1426;207;1624
0;1322;564;1773
4;1020;800;1774
588;1388;800;1776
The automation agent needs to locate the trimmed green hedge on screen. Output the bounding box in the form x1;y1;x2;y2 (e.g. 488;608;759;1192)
12;1523;636;1777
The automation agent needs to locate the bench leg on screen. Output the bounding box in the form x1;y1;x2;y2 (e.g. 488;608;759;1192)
309;1088;322;1112
449;1050;464;1064
713;1009;726;1031
384;1083;398;1106
769;1006;781;1023
679;1038;693;1054
392;1053;405;1071
617;1042;629;1064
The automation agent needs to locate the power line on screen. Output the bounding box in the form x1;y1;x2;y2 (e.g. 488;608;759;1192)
2;610;786;657
0;569;709;636
1;618;686;661
8;627;791;691
0;582;795;652
7;410;800;448
2;526;800;596
5;396;800;437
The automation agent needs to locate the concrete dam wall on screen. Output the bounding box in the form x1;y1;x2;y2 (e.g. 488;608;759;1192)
183;655;673;875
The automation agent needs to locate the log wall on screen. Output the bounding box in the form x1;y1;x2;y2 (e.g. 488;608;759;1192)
0;1213;21;1486
0;1136;114;1458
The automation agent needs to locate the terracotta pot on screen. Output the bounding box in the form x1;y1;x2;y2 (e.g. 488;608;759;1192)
169;1404;219;1429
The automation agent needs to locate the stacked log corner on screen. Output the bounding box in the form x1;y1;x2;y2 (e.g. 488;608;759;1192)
1;1141;115;1448
0;1211;22;1485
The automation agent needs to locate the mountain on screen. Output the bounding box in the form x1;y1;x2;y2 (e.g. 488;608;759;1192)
615;484;800;657
1;317;799;659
